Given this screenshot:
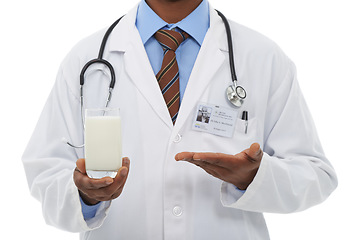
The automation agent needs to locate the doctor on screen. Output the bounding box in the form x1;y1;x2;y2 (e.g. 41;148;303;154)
23;0;337;239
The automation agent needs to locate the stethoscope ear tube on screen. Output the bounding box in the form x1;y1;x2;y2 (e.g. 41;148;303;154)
79;58;116;129
80;58;116;88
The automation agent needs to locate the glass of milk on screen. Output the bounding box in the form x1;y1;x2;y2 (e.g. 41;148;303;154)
85;108;122;179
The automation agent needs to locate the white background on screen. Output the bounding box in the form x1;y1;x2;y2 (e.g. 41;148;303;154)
1;0;347;239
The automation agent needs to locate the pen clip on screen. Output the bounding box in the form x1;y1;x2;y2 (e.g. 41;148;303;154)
242;111;248;121
242;111;248;134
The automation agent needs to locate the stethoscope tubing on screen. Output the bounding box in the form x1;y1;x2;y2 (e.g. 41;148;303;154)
215;10;238;83
80;58;116;87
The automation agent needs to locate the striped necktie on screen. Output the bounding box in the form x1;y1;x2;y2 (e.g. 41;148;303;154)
155;29;189;124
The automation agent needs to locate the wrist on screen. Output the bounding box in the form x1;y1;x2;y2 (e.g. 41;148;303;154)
234;167;260;190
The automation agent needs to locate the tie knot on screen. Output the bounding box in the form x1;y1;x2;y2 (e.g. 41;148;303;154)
155;29;189;52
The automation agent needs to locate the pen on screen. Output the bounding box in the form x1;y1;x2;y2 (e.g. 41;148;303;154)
242;111;248;134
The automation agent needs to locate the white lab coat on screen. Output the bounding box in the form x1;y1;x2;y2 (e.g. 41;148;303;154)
22;3;337;240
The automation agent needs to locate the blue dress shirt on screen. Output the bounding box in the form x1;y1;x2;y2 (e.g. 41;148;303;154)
80;0;210;220
136;0;210;101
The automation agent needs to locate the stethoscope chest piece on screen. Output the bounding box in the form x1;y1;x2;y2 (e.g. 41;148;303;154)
226;85;246;108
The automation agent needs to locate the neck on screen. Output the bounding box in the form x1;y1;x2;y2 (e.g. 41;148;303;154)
146;0;203;23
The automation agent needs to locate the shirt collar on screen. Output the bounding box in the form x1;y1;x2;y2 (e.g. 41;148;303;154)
136;0;210;46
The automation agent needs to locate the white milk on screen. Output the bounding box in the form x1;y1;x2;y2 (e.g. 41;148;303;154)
85;116;122;178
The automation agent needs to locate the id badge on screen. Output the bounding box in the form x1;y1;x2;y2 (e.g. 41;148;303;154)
192;103;239;138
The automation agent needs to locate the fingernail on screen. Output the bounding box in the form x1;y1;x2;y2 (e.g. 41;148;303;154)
123;157;130;165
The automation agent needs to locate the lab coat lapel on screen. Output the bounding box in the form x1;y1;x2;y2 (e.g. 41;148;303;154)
124;34;174;128
109;6;173;129
174;9;226;130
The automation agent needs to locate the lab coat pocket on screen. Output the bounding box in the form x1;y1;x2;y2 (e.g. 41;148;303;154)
232;118;258;152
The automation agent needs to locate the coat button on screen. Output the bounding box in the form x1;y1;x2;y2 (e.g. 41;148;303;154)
173;134;182;143
173;206;183;216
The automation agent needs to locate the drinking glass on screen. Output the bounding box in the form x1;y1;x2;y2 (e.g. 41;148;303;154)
85;108;122;179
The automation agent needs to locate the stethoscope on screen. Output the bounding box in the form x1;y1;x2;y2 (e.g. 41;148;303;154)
64;10;247;148
216;10;247;108
80;10;246;111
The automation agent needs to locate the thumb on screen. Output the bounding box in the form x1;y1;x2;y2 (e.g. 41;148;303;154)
245;143;263;162
76;158;87;174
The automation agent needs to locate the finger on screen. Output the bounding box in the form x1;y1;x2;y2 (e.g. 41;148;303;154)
119;157;130;183
186;159;231;180
114;166;129;187
244;143;263;163
76;172;123;201
189;158;229;172
74;171;114;190
91;167;129;200
75;158;131;191
105;157;130;194
76;158;87;174
75;159;112;189
122;157;130;170
192;152;234;166
175;152;195;161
